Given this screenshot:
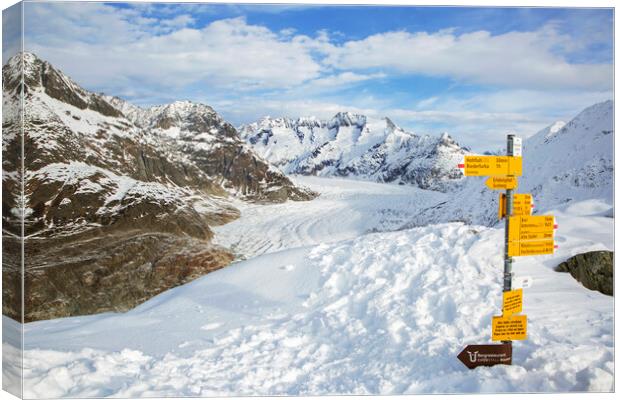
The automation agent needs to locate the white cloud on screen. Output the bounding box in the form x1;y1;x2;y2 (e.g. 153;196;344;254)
159;14;196;29
18;2;612;152
392;88;613;150
309;72;386;87
24;3;322;96
321;26;612;91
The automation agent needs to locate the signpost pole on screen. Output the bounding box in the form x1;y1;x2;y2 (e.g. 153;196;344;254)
503;135;515;349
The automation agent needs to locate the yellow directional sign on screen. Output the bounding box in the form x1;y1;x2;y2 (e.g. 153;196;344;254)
509;215;555;240
499;194;533;219
508;239;555;257
517;231;554;241
485;176;518;190
461;156;522;177
502;289;523;317
492;315;527;341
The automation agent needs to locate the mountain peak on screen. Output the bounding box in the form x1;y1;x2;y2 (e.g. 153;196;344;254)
3;51;123;118
329;111;367;128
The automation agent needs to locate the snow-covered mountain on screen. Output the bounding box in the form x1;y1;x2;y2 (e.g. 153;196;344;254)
404;100;614;227
239;112;469;191
2;52;313;321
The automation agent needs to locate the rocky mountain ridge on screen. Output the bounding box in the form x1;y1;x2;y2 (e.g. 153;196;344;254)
239;112;469;191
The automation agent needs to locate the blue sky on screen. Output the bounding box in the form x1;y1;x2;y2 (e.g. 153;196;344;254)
7;1;615;150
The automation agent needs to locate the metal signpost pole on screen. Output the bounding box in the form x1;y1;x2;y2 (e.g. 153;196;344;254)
503;135;515;348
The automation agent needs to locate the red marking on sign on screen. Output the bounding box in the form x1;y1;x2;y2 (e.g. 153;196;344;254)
554;224;558;229
554;245;559;249
458;163;465;168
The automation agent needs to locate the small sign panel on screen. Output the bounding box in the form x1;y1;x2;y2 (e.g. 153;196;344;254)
486;176;518;190
502;289;523;317
509;215;555;239
508;239;555;256
498;194;506;220
512;276;533;289
492;315;527;341
518;231;554;241
457;343;512;369
512;137;523;157
499;193;533;219
512;194;533;216
461;156;523;177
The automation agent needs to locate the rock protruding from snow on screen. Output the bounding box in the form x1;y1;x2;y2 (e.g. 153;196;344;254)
555;250;613;296
239;114;469;191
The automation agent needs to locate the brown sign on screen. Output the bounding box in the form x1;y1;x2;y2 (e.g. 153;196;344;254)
457;343;512;369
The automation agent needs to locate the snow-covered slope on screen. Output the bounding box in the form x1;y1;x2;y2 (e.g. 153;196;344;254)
405;100;614;227
239;113;469;191
8;178;613;396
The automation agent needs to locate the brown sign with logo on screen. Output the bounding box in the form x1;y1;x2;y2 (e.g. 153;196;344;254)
457;343;512;369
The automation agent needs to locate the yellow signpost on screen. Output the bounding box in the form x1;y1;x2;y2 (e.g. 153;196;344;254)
460;155;523;177
502;289;523;317
492;315;527;341
508;239;555;256
498;193;533;219
456;135;559;369
509;215;555;238
485;176;518;190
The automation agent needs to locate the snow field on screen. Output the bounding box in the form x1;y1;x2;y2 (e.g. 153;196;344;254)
212;176;447;259
11;191;613;396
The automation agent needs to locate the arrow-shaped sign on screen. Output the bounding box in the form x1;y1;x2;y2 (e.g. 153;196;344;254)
508;239;556;256
509;215;555;238
459;155;523;177
486;176;518;190
457;343;512;369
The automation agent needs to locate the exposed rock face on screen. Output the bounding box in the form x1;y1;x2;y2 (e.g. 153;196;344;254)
106;97;316;202
2;52;312;321
555;251;613;296
238;112;469;192
24;232;234;321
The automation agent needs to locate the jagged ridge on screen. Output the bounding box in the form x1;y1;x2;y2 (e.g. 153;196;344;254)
239;113;469;191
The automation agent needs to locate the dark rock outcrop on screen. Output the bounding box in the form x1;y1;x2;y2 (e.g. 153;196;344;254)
555;251;613;296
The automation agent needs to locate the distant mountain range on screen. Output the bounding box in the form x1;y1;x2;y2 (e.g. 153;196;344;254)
239;113;469;191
